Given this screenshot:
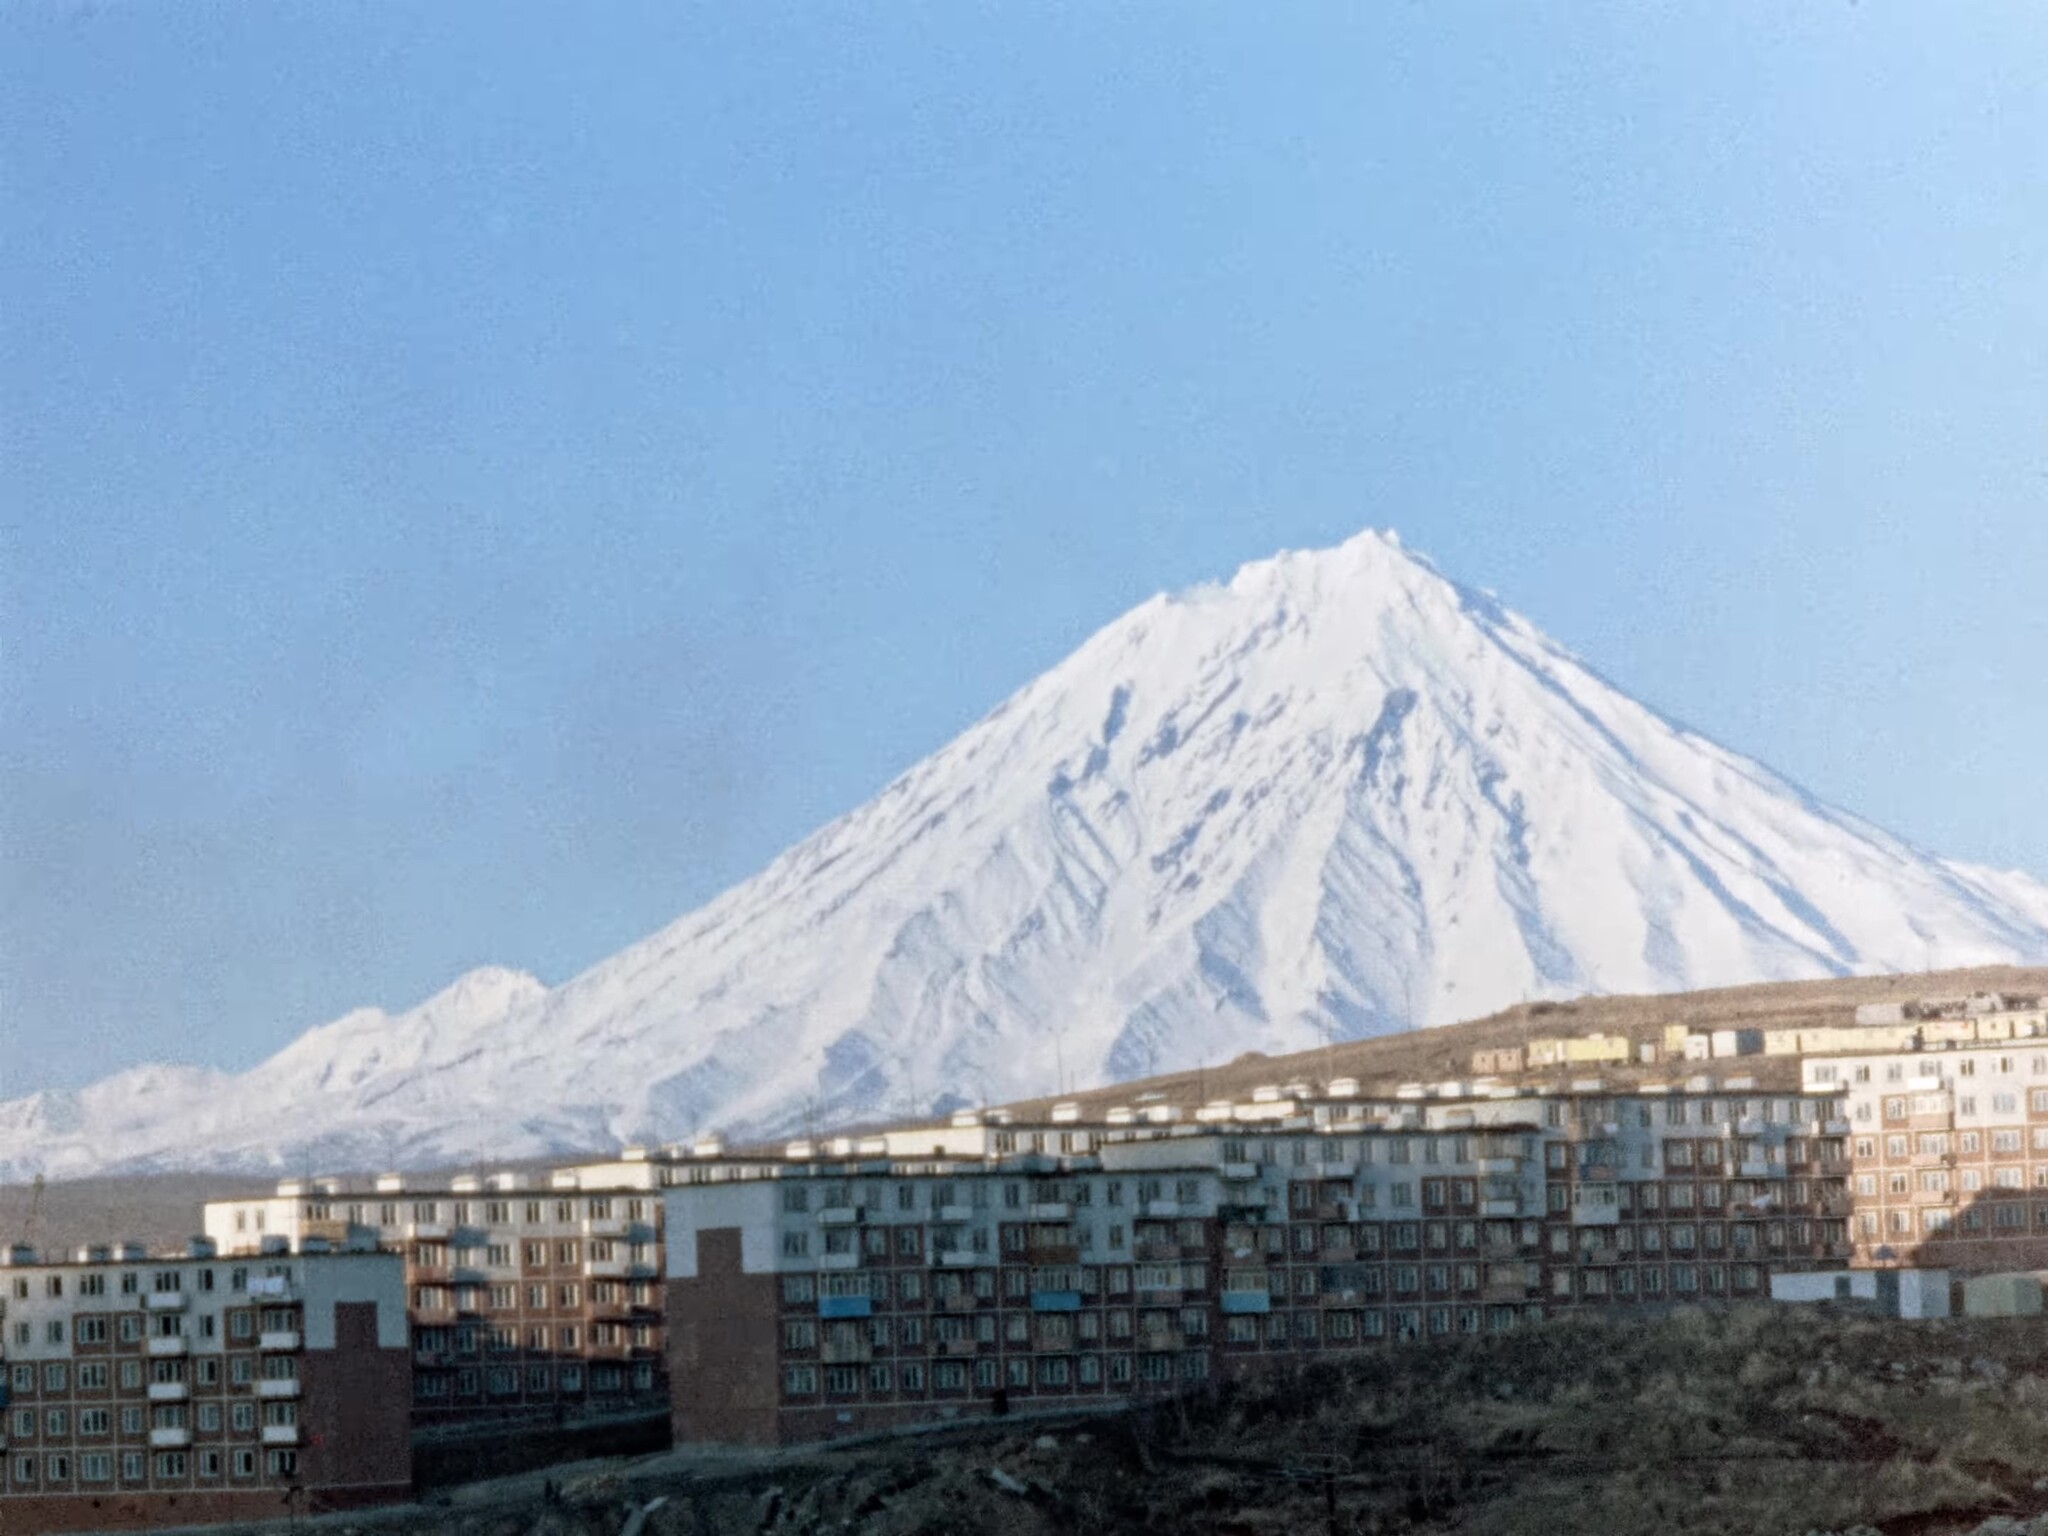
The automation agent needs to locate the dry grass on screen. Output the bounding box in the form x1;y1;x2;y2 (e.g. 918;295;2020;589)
999;964;2048;1122
187;1306;2048;1536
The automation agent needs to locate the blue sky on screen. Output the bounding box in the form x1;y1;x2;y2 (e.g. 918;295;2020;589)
4;3;2045;1095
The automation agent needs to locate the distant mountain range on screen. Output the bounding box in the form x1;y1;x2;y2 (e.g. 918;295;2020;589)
8;529;2047;1180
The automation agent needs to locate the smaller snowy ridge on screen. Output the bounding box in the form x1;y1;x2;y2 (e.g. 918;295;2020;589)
0;969;548;1180
5;527;2047;1179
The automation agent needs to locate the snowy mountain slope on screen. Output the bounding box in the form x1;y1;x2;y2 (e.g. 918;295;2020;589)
7;529;2048;1179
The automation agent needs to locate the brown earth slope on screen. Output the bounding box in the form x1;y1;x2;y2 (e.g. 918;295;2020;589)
12;966;2047;1249
180;1306;2048;1536
998;963;2048;1121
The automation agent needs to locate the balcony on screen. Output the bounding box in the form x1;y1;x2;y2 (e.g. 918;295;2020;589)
1824;1119;1853;1136
940;1292;981;1312
817;1252;861;1271
817;1295;871;1320
1133;1240;1184;1262
144;1291;188;1312
820;1340;872;1364
935;1204;973;1223
1738;1161;1780;1179
935;1250;979;1268
1221;1162;1259;1182
257;1379;301;1399
261;1424;301;1446
583;1258;629;1279
1030;1290;1082;1313
1139;1200;1182;1219
939;1337;980;1356
258;1331;302;1352
146;1383;189;1403
816;1207;860;1227
1481;1198;1523;1219
146;1337;188;1357
1027;1202;1071;1221
149;1428;192;1449
583;1216;628;1237
407;1222;448;1241
1027;1243;1080;1266
1218;1291;1271;1315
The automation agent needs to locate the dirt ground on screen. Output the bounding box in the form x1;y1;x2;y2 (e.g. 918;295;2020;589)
164;1305;2048;1536
1001;963;2048;1123
14;965;2046;1256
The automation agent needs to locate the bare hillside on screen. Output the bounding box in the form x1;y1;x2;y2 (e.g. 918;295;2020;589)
1000;963;2048;1122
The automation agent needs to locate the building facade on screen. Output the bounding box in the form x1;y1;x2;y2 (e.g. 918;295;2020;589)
204;1167;665;1428
1808;1039;2048;1271
664;1081;1852;1446
0;1240;409;1535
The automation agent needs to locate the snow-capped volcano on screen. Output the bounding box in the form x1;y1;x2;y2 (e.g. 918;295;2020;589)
9;530;2048;1179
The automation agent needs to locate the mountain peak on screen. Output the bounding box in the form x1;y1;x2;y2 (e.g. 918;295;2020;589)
5;533;2045;1178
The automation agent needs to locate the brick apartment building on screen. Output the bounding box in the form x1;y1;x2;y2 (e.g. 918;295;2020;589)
0;1239;409;1535
203;1165;666;1428
663;1078;1854;1445
1808;1036;2048;1270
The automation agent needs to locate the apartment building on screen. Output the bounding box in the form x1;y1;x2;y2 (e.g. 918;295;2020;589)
203;1167;665;1428
1807;1040;2048;1271
0;1239;408;1535
664;1079;1852;1446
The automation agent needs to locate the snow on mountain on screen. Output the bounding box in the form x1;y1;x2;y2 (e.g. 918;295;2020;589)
8;529;2048;1179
